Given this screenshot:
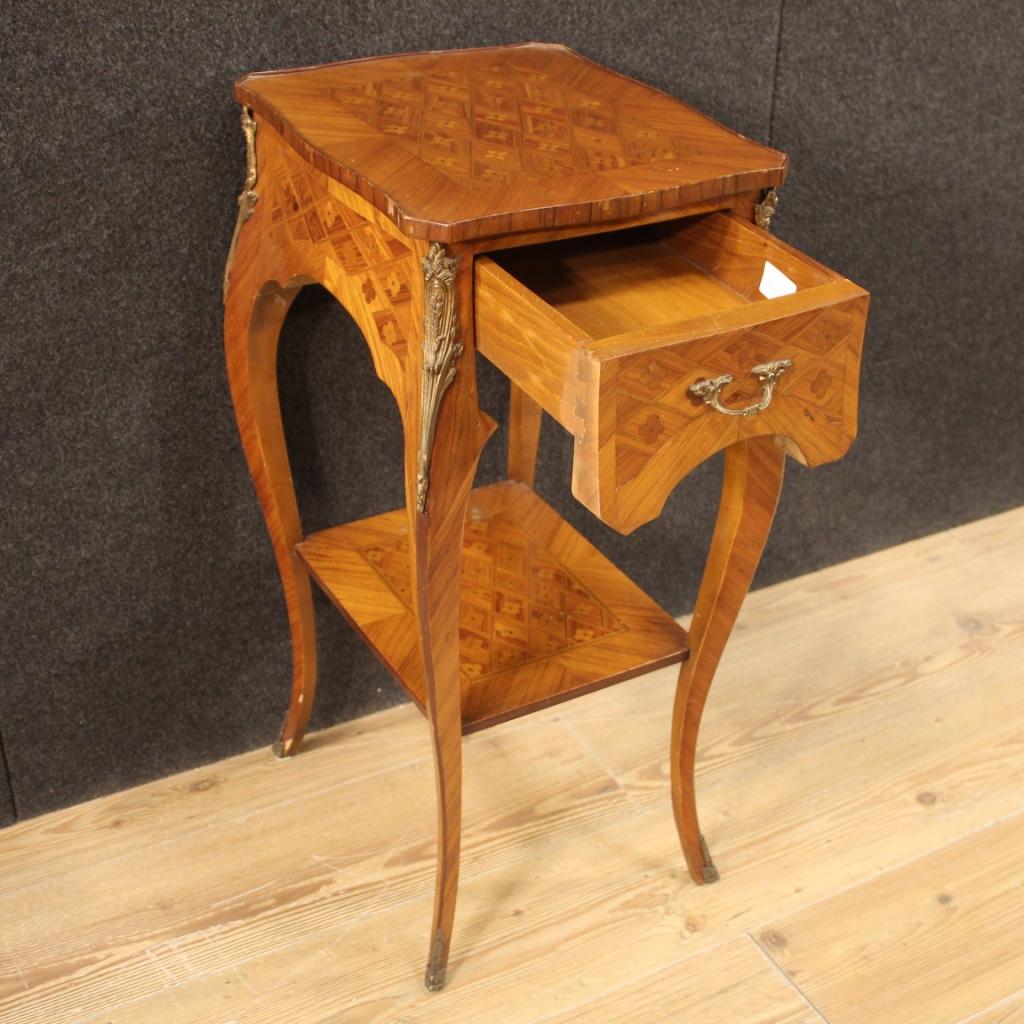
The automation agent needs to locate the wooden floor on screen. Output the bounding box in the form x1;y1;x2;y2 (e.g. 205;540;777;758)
2;507;1023;1024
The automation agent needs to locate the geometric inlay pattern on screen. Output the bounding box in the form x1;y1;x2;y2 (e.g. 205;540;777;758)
361;511;626;682
613;303;859;485
266;148;416;362
327;62;698;190
238;44;787;238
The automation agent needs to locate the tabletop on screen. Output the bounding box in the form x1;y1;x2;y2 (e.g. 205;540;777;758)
235;42;788;242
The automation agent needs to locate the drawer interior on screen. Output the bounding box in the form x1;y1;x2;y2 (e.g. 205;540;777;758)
475;210;868;534
487;212;837;342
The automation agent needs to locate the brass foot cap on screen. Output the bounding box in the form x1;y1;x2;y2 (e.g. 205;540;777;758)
424;965;446;992
699;834;720;884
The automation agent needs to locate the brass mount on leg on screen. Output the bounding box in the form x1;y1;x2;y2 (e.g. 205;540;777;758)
223;106;260;302
415;243;463;514
754;186;780;231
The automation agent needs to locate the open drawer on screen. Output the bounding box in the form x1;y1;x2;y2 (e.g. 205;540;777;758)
475;212;869;534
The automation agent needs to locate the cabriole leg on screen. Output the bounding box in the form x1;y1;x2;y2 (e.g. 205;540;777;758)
671;435;785;883
408;244;495;990
224;275;318;759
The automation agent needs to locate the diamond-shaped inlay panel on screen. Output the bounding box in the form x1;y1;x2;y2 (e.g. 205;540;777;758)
613;303;860;483
327;63;700;190
361;511;627;682
239;44;787;238
265;146;414;362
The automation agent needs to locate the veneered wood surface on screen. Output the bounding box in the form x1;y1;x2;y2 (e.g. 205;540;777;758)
2;507;1021;1022
235;43;787;241
671;435;786;884
223;50;866;991
492;227;748;337
223;117;438;757
476;211;868;533
297;481;688;732
506;384;543;487
223;112;497;985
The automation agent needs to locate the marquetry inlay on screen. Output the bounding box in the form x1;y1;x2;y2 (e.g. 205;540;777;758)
266;149;415;362
361;511;627;681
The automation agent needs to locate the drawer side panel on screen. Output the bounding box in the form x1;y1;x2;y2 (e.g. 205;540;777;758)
474;255;590;432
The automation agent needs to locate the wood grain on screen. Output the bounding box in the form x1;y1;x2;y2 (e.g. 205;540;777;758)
224;116;430;757
0;703;431;894
402;238;493;990
507;383;543;487
1;507;1021;1023
962;993;1024;1024
296;481;688;732
540;937;819;1024
476;211;868;533
672;434;785;884
757;810;1024;1024
224;105;499;984
235;43;787;242
222;41;869;996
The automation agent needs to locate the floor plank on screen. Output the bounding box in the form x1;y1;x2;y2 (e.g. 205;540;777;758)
0;702;431;894
757;811;1024;1024
0;717;633;1023
961;992;1024;1024
0;506;1021;1024
536;937;821;1024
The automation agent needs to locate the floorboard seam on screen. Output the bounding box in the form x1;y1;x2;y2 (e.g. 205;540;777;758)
748;930;829;1023
751;804;1024;939
527;936;757;1024
0;742;434;903
558;714;646;813
956;986;1024;1024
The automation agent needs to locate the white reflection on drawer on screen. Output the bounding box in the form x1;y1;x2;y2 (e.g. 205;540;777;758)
759;261;798;299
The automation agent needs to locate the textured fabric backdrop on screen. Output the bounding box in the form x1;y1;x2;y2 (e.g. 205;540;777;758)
2;1;1022;823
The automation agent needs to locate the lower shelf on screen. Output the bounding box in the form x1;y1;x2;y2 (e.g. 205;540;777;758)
296;481;688;732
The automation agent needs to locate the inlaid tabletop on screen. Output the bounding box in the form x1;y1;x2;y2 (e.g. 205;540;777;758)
235;43;787;241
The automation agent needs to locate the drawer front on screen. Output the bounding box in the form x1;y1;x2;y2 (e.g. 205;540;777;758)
574;291;868;533
475;212;869;535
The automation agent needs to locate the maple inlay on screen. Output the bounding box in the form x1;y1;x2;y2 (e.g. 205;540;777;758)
236;43;787;240
361;511;627;683
225;42;868;988
294;482;688;731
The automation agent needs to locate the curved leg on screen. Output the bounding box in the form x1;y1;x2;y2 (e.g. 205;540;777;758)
671;435;785;883
407;245;495;990
225;273;318;758
418;479;477;992
507;383;543;487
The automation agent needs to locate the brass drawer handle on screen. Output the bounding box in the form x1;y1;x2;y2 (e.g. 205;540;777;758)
688;359;792;418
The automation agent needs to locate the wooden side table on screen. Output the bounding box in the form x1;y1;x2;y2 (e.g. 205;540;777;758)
223;43;869;990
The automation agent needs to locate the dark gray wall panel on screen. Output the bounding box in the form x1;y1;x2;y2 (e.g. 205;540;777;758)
761;0;1024;575
0;2;782;820
0;733;14;827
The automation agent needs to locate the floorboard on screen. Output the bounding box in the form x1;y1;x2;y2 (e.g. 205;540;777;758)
0;506;1021;1023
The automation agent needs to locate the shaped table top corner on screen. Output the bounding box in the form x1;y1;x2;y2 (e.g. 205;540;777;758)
234;42;788;243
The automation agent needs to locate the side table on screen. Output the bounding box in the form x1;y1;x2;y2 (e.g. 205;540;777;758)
222;43;869;990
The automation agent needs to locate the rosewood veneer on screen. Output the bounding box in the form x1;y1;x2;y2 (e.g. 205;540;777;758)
222;42;868;991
